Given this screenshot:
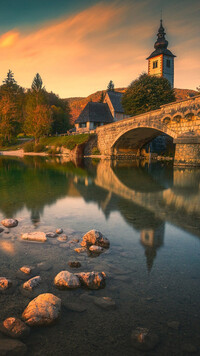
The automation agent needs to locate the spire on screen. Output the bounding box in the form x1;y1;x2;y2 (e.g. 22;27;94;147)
154;19;168;50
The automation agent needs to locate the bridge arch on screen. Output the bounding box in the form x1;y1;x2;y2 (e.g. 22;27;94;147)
111;123;177;153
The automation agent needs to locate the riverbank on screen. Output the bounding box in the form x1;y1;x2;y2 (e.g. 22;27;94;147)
0;149;48;157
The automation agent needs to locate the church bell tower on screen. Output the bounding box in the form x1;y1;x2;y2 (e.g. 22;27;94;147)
147;20;176;87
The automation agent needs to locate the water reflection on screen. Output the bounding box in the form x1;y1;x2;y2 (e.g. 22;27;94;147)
0;156;200;271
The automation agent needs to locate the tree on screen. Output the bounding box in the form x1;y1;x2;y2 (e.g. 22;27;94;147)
99;91;105;103
31;73;43;92
107;80;114;91
24;75;52;143
0;70;24;143
46;91;71;134
196;86;200;92
122;73;175;116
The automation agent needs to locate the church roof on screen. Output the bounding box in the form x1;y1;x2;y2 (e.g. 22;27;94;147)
147;19;176;60
106;91;124;113
75;102;113;124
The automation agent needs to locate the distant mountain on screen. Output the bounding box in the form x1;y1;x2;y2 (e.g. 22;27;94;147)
63;88;198;125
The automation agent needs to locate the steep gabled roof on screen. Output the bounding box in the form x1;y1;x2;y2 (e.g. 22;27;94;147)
75;102;113;124
106;91;124;113
146;48;176;60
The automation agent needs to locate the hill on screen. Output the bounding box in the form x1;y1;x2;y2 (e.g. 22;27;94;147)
64;88;198;125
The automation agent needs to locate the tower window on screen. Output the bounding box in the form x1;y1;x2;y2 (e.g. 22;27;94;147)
166;59;171;68
153;61;158;69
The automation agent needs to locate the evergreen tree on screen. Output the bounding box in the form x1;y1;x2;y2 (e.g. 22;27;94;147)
99;91;105;103
0;70;24;144
46;92;71;134
107;80;114;91
31;73;43;92
196;85;200;92
122;73;175;116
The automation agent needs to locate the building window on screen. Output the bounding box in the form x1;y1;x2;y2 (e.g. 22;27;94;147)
166;59;171;68
153;61;158;69
80;123;86;128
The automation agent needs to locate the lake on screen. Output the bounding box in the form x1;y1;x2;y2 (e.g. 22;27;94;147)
0;156;199;355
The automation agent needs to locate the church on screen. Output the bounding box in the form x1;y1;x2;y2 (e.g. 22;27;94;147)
75;19;175;132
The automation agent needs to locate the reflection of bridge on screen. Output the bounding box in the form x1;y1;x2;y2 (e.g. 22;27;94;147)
96;95;200;165
94;160;200;238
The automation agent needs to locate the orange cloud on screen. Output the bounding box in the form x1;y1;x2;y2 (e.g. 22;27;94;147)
0;31;19;48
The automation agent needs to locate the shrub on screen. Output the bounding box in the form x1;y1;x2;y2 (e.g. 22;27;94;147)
34;143;46;152
23;142;34;152
91;147;100;155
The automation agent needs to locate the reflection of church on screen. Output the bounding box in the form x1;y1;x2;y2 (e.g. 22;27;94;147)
140;223;165;272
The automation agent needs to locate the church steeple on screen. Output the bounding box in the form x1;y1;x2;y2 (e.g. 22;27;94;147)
146;19;176;88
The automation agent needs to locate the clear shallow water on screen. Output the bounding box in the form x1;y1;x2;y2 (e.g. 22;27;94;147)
0;156;200;355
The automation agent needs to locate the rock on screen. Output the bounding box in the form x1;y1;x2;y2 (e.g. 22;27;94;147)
36;261;52;271
80;293;97;303
0;227;4;233
131;327;159;351
0;277;12;290
68;261;81;268
74;247;86;253
46;232;57;238
56;228;63;234
20;266;32;275
89;245;104;253
0;339;27;355
94;297;116;310
167;321;180;330
81;230;110;248
72;238;79;243
21;231;47;242
0;317;30;338
22;293;61;326
54;271;80;289
1;219;18;228
23;276;41;291
77;272;106;290
57;235;68;242
63;302;86;312
182;344;198;353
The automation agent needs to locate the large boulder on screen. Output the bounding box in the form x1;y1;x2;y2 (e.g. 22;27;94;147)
54;271;80;289
0;277;12;291
77;272;106;290
21;232;47;242
22;293;61;326
23;276;41;291
0;317;30;338
0;339;27;355
81;230;110;248
1;219;18;228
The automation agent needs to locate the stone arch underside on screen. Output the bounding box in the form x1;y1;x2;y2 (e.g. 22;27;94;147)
111;125;176;153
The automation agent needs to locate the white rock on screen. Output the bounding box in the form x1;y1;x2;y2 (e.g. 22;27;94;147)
21;232;47;242
0;277;12;290
1;218;18;228
54;271;80;289
22;293;61;326
23;276;41;291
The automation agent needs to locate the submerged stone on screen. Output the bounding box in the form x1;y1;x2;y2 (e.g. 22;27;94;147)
81;230;110;248
0;277;12;290
22;293;61;326
20;266;32;275
0;339;27;355
68;261;81;268
94;297;116;310
131;327;159;351
23;276;41;291
56;228;63;234
46;232;57;238
0;317;30;338
21;232;47;242
77;272;106;290
1;219;18;228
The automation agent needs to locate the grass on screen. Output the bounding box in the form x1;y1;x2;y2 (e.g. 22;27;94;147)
40;134;93;150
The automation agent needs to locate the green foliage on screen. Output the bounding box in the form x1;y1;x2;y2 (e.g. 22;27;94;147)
34;143;46;152
23;141;34;152
91;146;100;155
107;80;114;91
40;133;92;150
122;73;176;116
3;70;17;85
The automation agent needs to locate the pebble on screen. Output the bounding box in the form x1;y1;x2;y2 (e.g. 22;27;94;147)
94;297;116;310
74;247;86;253
57;235;68;242
21;232;47;242
89;245;104;253
23;276;41;291
56;228;63;234
68;261;81;268
131;327;159;351
20;266;32;275
54;271;81;289
1;218;18;228
0;277;12;290
0;317;30;338
36;262;52;271
46;232;57;238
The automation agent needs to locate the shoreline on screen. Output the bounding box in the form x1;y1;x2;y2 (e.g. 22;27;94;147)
0;149;48;157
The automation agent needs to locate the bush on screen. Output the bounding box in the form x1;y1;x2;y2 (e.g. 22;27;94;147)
23;142;34;152
34;143;46;152
47;147;59;155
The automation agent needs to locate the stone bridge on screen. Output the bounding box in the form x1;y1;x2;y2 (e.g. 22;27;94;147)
96;95;200;165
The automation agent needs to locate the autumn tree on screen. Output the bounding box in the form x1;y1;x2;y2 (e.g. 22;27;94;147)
24;74;52;143
46;91;71;134
107;80;114;91
0;70;24;144
122;73;175;116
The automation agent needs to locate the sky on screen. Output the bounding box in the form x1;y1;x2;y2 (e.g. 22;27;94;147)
0;0;199;98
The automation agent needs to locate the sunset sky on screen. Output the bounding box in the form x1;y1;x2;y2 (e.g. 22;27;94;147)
0;0;199;98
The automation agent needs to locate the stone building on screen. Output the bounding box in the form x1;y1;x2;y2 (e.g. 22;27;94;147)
75;102;113;132
147;19;176;87
103;91;128;121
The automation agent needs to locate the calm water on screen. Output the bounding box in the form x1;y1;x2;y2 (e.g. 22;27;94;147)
0;156;200;355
